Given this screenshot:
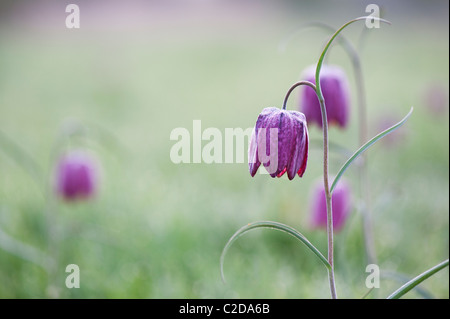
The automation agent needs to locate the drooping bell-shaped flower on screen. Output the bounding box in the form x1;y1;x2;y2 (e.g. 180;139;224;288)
249;107;309;180
310;178;352;232
299;64;350;129
55;150;99;201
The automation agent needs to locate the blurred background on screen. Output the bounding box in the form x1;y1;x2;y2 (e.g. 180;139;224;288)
0;0;448;298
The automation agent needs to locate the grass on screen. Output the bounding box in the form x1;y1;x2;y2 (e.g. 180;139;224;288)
0;3;448;298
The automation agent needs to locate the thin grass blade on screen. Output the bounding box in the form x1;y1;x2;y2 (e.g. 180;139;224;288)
0;129;43;185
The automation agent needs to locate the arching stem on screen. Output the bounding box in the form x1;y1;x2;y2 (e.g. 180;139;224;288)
310;22;378;266
282;81;316;110
313;15;390;299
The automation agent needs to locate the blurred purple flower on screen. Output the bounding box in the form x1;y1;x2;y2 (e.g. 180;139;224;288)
299;64;351;129
55;150;99;201
310;178;352;232
249;107;309;180
423;83;448;116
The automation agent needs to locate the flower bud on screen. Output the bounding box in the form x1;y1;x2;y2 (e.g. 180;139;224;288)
300;64;350;129
310;178;352;232
249;107;309;180
55;150;99;201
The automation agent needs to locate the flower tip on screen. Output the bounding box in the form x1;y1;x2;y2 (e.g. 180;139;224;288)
248;107;309;180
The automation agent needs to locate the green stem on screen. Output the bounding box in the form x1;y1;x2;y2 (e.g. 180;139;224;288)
313;15;390;299
279;19;390;269
317;93;337;299
315;16;390;81
314;61;335;297
282;81;316;110
281;73;337;299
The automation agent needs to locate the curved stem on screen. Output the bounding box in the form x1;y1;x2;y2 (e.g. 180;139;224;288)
312;22;378;266
220;221;331;284
282;80;316;110
313;61;335;297
313;16;391;299
317;94;337;299
315;16;390;84
315;32;335;300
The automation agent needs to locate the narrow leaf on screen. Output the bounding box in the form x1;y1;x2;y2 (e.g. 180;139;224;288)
387;259;449;299
331;107;413;193
0;129;44;185
220;221;330;284
381;270;435;299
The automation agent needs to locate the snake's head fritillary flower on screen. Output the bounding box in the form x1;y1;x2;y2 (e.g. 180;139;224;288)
248;107;309;180
300;64;350;129
55;150;99;201
310;178;352;232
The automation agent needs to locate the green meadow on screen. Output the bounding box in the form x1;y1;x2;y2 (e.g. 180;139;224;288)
0;1;448;298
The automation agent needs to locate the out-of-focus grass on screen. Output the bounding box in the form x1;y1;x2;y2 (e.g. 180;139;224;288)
0;2;448;298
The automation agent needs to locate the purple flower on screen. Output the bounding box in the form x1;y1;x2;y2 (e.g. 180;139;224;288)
249;107;309;180
299;64;350;129
310;178;352;232
55;150;99;201
422;82;448;116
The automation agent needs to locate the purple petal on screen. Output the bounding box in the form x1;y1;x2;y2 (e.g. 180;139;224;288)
55;150;98;201
248;128;260;177
310;178;352;231
272;111;290;178
286;112;303;180
300;64;350;129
